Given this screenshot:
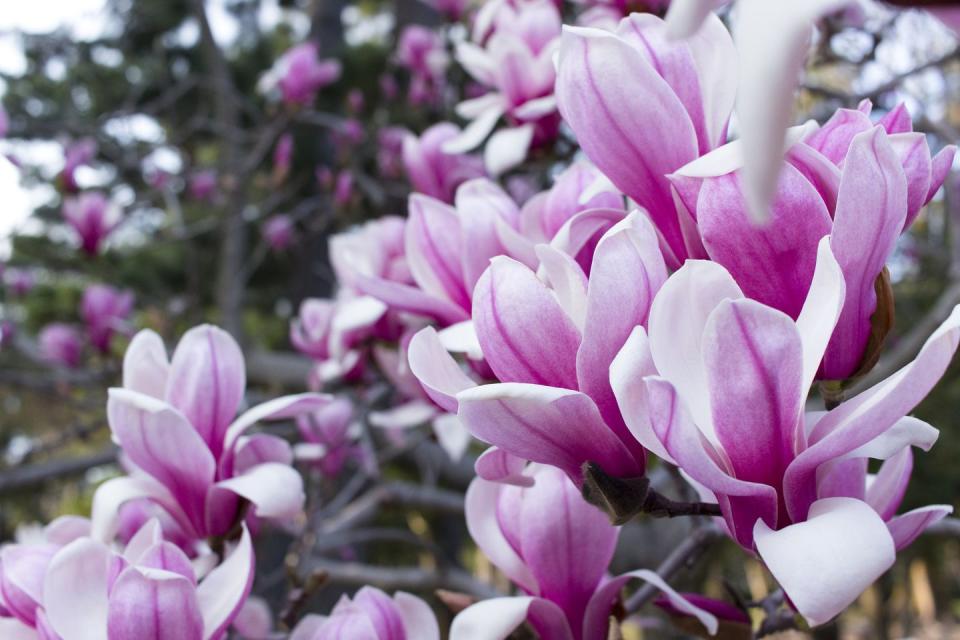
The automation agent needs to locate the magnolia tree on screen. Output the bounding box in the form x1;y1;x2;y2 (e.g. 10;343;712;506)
1;0;960;638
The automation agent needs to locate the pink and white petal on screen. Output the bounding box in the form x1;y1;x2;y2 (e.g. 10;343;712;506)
577;212;667;449
547;208;626;268
583;569;718;640
647;260;743;441
107;389;215;531
840;416;938;462
369;401;439;430
0;617;38;640
535;244;588;332
735;0;852;223
484;125;534;177
43;538;112;640
393;592;440;640
233;434;294;474
449;597;572;640
887;132;933;227
438;321;483;361
43;516;91;546
222;393;331;460
824;127;908;379
106;568;203;640
684;13;738;149
457;383;643;483
474;447;534;487
289;615;326;640
91;475;192;543
464;479;537;593
442;104;505;155
456;93;507;121
784;306;960;522
432;413;472;461
664;0;728;39
925;145;956;203
213;463;304;521
610;326;673;463
328;296;388;358
512;95;558;121
887;505;953;551
405;195;469;310
196;526;254;640
455;42;497;85
866;447;912;520
754;497;895;627
645;377;777;547
519;466;618;629
121;518;163;565
122;329;169;399
702;299;804;487
472;257;581;389
795;238;846;404
165;325;246;452
407;327;477;413
354;275;470;325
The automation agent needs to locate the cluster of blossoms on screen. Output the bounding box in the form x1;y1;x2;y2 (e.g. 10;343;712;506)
7;0;960;637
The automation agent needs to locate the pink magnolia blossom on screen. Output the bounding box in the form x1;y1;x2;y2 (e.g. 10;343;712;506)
380;74;400;100
611;239;958;625
0;516;90;635
262;214;295;252
62;191;121;256
5;268;35;297
555;13;736;267
91;326;330;543
669;107;955;380
377;126;408;179
402;123;486;203
294;397;366;478
444;0;563;175
408;211;665;484
333;170;354;207
347;88;365;114
189;170;218;202
38;324;83;368
61;138;97;193
233;596;273;640
290;587;439;639
80;284;134;354
395;25;449;80
272;133;294;182
40;519;253;640
266;43;342;106
450;464;718;639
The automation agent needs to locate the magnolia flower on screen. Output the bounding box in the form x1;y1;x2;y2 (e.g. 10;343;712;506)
290;587;439;639
262;215;295;252
334;170;354;207
41;519;253;640
444;0;563;175
272;133;294;183
91;326;330;543
5;268;35;297
38;324;83;369
80;284;134;354
0;516;90;636
377;126;408;179
189;170;218;202
669;108;955;380
232;597;274;640
451;465;718;639
62;191;121;256
61;138;97;193
262;42;342;106
347;88;365;113
555;12;736;267
294;397;366;478
408;211;666;485
402;123;486;203
611;238;959;625
395;25;449;80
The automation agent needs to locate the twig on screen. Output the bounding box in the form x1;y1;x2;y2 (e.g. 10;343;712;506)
582;462;722;525
305;559;501;599
318;481;464;535
0;447;118;495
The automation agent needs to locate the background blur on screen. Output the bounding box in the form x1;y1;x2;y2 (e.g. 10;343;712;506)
0;1;958;638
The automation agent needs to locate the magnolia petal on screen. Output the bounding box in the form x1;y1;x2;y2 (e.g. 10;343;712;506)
583;568;718;639
407;327;477;413
755;497;895;627
472;257;581;389
223;393;331;459
405;194;469;311
213;462;304;521
449;597;572;640
122;329;169;399
455;42;497;86
684;12;738;148
866;447;912;520
354;274;470;326
91;475;191;544
926;145;957;203
0;617;38;640
535;244;589;332
795;238;845;403
432;413;472;461
664;0;727;39
474;447;534;487
369;400;439;430
438;321;483;361
196;526;255;640
464;478;538;593
394;592;440;640
106;568;203;640
457;383;643;484
442;104;505;155
887;505;953;551
165;325;246;453
484;125;534;177
43;538;111;640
